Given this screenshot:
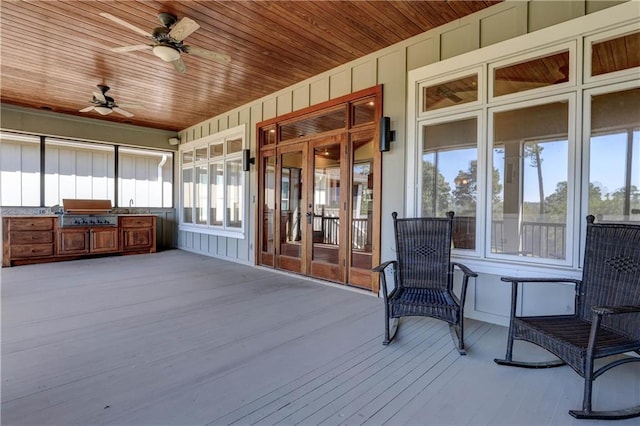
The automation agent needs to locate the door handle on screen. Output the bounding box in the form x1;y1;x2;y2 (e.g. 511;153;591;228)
306;211;313;224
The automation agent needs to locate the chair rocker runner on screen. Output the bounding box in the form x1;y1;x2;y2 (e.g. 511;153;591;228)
373;212;477;354
495;216;640;420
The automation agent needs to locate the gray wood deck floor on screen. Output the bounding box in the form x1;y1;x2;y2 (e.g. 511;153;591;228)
2;250;638;425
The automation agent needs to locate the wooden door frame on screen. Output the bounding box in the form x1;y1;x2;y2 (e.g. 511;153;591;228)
255;85;383;292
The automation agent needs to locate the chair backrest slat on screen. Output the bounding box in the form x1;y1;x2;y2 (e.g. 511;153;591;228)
580;217;640;339
393;212;453;290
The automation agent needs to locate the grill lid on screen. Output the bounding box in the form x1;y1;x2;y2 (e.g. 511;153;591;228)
62;199;112;215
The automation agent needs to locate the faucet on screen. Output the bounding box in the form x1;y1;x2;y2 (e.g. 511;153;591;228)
129;199;134;208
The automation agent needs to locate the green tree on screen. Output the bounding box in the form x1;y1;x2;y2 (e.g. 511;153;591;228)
451;160;503;214
422;161;451;216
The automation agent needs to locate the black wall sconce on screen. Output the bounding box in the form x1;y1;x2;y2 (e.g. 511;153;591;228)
379;116;396;152
242;148;255;171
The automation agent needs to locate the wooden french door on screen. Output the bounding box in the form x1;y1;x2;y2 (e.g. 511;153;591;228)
257;86;382;292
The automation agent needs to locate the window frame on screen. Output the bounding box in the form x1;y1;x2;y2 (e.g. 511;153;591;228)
583;23;640;86
406;8;638;275
179;124;247;237
488;41;576;103
0;131;173;208
581;79;640;264
417;111;484;257
486;93;577;268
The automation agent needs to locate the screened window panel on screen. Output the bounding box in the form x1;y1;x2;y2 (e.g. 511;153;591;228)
44;139;114;206
0;133;40;206
119;148;173;208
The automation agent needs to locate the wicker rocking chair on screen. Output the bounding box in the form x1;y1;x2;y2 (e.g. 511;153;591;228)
495;216;640;420
373;212;477;354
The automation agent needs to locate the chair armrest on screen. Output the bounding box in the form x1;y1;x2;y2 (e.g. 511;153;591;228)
451;262;478;277
500;276;581;285
372;260;396;273
372;260;397;300
592;305;640;315
500;277;582;322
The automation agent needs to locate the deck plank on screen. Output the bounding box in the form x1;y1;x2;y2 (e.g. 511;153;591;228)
2;249;638;425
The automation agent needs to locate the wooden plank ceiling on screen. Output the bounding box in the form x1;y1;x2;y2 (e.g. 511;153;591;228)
0;0;501;132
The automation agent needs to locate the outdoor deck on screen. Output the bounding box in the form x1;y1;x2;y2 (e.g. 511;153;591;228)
2;250;638;425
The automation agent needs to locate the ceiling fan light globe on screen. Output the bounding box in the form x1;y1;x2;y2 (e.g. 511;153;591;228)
94;106;113;115
153;45;180;62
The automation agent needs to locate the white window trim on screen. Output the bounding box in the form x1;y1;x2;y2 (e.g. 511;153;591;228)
580;79;640;264
179;124;247;238
485;92;577;268
406;1;638;276
417;110;485;258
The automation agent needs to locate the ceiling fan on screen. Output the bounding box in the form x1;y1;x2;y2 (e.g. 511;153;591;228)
101;12;231;73
79;84;134;117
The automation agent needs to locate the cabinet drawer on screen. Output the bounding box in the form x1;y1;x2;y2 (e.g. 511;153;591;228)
10;231;54;244
9;218;54;231
119;216;153;228
11;244;54;258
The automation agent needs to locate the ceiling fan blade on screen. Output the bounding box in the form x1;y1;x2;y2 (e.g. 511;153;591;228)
184;46;231;64
93;91;107;103
100;13;151;38
113;107;134;118
110;45;152;53
79;106;95;113
117;102;143;108
168;17;200;41
172;58;186;73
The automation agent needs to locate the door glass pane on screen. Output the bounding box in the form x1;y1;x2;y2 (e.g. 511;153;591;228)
195;165;207;225
352;98;376;126
209;163;223;226
313;144;341;265
422;117;478;250
262;156;276;254
280;152;303;258
182;168;193;223
351;138;374;269
280;108;346;141
492;101;569;259
226;159;243;228
589;88;640;222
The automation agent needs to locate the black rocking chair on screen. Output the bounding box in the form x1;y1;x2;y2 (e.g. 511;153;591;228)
373;212;477;354
495;216;640;420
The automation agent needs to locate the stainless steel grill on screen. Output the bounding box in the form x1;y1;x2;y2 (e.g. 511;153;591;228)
59;199;117;227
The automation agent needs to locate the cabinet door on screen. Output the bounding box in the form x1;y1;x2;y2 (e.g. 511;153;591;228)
91;228;119;253
58;228;90;255
122;228;153;252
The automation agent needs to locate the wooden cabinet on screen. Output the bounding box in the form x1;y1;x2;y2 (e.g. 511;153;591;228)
3;215;156;267
2;217;56;267
120;216;156;253
58;227;119;255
